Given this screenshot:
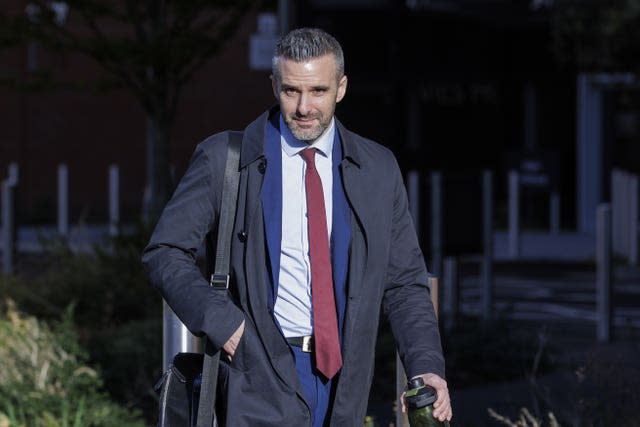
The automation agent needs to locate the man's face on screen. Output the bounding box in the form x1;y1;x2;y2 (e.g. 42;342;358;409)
272;54;347;143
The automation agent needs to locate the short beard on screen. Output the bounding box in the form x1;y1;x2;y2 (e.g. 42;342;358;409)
284;114;331;142
287;123;329;143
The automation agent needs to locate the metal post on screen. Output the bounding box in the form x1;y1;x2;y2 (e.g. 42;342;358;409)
443;257;458;331
162;301;203;370
508;170;520;259
550;190;560;235
2;163;19;275
395;351;407;427
407;171;420;237
109;165;120;237
620;171;630;258
611;169;621;255
630;174;638;265
58;164;69;236
1;181;15;275
577;74;604;234
482;170;494;320
431;172;442;279
8;163;19;184
596;204;612;343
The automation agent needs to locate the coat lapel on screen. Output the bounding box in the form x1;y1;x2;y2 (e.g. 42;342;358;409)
239;109;304;398
260;114;283;308
336;121;384;365
336;121;374;301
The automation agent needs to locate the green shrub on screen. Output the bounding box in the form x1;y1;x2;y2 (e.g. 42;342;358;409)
0;223;162;422
0;300;144;426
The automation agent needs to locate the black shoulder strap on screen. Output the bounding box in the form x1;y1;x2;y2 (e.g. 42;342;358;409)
196;131;242;427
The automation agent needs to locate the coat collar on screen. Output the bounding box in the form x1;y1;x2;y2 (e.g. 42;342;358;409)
240;106;362;169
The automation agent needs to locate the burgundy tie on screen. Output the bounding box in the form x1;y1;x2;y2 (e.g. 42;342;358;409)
300;148;342;379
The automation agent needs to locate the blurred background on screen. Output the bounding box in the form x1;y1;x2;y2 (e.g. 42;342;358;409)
1;0;639;426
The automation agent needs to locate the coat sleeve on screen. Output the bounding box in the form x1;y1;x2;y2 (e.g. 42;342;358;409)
382;157;445;379
141;138;244;350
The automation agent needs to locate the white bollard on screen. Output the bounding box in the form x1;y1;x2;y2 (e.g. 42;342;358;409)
58;164;69;236
596;204;612;343
2;163;19;275
443;256;458;331
611;169;621;255
630;174;638;265
508;170;520;259
8;163;19;185
482;170;494;320
431;172;442;278
109;165;120;237
620;171;630;258
2;181;15;275
550;190;560;235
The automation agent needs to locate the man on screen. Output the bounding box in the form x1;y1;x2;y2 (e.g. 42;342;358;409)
143;28;452;426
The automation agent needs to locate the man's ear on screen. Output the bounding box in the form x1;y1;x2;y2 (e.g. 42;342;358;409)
336;75;348;103
270;75;279;99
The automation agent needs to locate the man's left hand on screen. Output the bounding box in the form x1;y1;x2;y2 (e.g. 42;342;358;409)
400;373;452;423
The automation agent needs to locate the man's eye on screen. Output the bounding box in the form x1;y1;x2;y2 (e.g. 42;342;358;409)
313;89;326;95
284;88;296;96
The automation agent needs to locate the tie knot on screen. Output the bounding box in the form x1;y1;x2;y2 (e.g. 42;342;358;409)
300;147;317;166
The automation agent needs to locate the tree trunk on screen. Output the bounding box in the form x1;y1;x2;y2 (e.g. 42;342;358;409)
144;113;172;221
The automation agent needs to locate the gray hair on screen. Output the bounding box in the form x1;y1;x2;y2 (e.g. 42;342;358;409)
272;28;345;83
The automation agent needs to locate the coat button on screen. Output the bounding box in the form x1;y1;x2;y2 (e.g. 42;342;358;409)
237;231;247;242
258;160;267;174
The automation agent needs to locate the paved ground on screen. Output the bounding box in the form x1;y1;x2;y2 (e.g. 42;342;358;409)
458;260;640;330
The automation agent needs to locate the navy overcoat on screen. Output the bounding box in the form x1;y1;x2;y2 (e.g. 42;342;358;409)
143;107;444;426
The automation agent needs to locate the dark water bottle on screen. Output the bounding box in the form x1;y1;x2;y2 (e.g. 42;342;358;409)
406;378;449;427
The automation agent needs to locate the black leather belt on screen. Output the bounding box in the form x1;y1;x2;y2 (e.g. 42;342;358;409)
286;336;314;353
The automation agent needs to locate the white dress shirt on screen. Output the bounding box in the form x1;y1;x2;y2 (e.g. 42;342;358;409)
274;115;335;338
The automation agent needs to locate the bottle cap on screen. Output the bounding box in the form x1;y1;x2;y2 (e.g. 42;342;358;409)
408;377;424;389
406;383;437;409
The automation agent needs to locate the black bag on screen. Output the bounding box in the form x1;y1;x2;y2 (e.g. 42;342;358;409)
155;353;205;426
155;132;242;427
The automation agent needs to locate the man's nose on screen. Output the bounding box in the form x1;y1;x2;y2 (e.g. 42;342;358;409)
296;93;311;116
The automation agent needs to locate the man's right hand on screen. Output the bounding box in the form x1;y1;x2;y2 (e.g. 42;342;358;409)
223;320;245;356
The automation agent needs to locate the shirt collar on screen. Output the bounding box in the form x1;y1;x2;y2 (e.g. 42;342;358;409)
280;114;335;159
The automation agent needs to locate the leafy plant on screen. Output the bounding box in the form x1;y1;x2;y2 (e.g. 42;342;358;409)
0;223;162;422
0;300;144;426
488;407;561;427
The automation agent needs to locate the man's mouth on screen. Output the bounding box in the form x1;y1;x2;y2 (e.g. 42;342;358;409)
293;116;318;125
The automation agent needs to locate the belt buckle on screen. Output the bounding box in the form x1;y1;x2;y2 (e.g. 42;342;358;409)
302;336;313;353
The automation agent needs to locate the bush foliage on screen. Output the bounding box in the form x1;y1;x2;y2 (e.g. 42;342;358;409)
0;224;162;422
0;300;144;426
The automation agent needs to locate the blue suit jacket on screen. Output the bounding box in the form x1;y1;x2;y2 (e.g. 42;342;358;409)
260;113;350;335
143;106;444;427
